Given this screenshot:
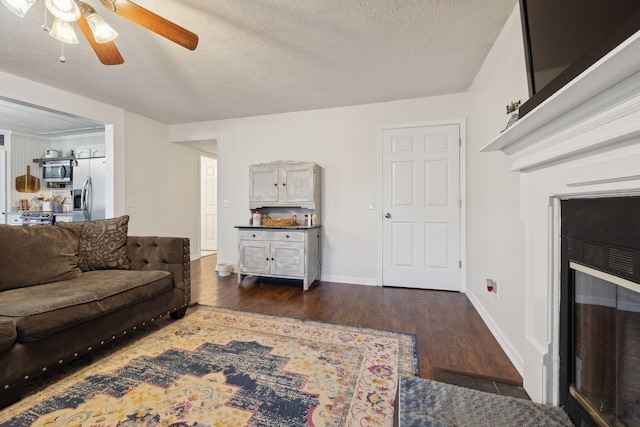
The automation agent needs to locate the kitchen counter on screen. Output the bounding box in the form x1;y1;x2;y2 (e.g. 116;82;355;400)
235;225;321;230
7;211;73;226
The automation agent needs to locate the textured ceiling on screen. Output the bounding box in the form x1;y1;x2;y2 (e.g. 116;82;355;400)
0;0;517;130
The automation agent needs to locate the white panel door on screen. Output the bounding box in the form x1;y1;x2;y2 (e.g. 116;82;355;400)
382;124;461;290
200;156;218;251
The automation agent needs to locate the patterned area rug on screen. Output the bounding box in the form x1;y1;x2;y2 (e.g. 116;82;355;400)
0;305;418;426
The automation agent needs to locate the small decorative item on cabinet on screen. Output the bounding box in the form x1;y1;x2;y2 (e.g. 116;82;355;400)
263;214;297;226
252;211;262;226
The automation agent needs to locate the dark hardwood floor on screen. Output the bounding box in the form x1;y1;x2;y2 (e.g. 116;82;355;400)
191;254;522;386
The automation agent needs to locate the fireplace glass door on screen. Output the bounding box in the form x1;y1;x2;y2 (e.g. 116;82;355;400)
571;262;640;427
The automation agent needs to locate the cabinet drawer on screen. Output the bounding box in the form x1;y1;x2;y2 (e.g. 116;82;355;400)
7;214;22;226
270;231;305;242
239;230;271;240
239;229;306;242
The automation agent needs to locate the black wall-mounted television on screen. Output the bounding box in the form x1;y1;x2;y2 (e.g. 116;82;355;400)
518;0;640;118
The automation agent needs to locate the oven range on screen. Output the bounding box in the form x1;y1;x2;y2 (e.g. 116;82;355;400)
20;212;54;226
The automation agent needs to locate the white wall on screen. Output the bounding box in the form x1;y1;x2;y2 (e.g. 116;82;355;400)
170;95;468;283
0;8;539;394
124;112;200;254
465;5;529;374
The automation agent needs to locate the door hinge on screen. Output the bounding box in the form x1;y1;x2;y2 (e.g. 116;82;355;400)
459;199;462;208
459;138;461;147
459;260;462;269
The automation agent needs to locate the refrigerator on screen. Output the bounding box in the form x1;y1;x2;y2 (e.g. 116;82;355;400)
72;158;106;222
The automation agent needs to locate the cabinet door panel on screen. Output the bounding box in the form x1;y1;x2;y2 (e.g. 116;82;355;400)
250;166;279;205
272;244;305;276
279;165;314;204
239;241;270;274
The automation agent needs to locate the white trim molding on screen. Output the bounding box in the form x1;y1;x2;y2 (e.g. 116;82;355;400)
480;29;640;403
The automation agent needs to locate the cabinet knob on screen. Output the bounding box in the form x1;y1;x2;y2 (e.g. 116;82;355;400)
285;235;290;238
252;234;256;237
271;257;275;261
274;183;277;186
385;213;391;218
282;182;286;186
266;257;269;261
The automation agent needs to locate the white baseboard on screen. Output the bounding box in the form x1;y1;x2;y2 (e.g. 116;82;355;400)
319;275;379;287
466;290;524;375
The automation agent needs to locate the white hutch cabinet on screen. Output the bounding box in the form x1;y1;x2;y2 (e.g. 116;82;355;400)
249;161;319;210
238;161;321;291
236;227;320;291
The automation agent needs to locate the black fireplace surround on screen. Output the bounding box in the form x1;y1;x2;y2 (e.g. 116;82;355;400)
560;196;640;427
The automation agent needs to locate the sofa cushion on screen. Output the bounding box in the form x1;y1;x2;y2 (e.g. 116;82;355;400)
0;225;82;291
0;317;16;354
57;215;131;271
0;269;172;342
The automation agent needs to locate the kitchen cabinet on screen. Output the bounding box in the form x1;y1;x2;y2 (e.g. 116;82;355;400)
7;212;22;226
249;162;320;210
236;226;320;291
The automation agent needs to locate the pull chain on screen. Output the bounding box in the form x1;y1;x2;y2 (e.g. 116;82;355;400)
59;42;66;63
42;7;49;31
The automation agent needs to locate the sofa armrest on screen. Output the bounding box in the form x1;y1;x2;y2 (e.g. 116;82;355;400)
126;237;191;307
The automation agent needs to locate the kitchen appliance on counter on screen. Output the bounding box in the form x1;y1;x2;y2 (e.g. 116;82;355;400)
20;211;54;226
42;159;73;183
43;148;59;158
72;157;105;222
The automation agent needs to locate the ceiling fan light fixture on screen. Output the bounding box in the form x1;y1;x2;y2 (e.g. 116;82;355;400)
45;0;80;21
85;11;117;43
49;16;78;43
1;0;36;17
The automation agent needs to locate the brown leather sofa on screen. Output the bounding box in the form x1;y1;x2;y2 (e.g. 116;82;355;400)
0;217;191;408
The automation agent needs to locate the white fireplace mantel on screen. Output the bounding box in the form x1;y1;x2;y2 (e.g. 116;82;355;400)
481;31;640;172
478;29;640;404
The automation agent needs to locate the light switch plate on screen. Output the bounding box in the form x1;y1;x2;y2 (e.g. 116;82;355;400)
223;200;231;208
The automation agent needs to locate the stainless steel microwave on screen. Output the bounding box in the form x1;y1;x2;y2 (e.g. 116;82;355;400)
42;159;73;183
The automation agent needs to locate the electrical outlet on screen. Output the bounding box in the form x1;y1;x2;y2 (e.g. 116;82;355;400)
486;279;497;296
369;200;376;210
223;200;230;208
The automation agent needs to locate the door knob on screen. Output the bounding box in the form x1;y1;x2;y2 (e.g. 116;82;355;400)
385;213;391;218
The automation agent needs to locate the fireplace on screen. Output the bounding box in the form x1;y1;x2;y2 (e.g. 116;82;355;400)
560;197;640;427
479;19;640;405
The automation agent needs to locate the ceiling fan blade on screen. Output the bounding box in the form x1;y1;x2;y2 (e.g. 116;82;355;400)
101;0;199;51
77;14;125;65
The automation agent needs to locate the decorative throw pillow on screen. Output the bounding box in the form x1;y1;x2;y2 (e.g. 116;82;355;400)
0;225;82;290
57;215;131;271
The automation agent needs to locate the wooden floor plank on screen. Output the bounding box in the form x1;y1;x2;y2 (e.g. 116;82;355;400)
191;254;521;384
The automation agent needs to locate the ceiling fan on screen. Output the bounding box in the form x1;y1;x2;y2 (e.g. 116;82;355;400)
1;0;199;65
